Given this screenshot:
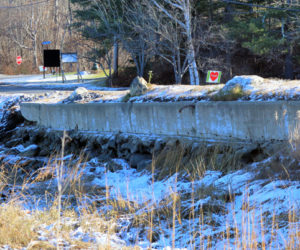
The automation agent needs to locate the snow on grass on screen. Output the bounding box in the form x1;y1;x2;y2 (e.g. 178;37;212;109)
72;158;299;249
0;74;300;248
128;84;223;102
0;145;298;249
2;74;300;103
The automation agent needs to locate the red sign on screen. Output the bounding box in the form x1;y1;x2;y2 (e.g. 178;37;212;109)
206;70;222;83
16;56;22;65
210;71;219;81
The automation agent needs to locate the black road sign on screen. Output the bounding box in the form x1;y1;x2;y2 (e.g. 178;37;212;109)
43;50;60;67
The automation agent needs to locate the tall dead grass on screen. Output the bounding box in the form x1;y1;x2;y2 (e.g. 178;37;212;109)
0;136;298;249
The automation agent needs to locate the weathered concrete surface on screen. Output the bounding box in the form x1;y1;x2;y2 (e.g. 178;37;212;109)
20;101;300;141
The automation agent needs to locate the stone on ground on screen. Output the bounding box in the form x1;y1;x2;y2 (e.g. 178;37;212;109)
63;87;101;103
71;87;89;97
130;77;148;96
222;75;264;92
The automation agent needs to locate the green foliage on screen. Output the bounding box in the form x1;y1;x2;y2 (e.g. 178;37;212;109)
71;0;124;41
70;0;300;81
229;16;285;56
227;3;300;63
243;33;285;55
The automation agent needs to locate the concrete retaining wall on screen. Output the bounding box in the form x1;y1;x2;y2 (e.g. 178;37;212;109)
20;101;300;141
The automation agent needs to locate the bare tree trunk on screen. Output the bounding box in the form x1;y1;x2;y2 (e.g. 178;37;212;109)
285;43;294;79
150;0;199;85
53;0;58;27
209;0;213;23
174;50;183;84
60;26;67;52
32;36;38;68
53;0;58;47
184;0;200;85
225;3;233;23
113;36;119;78
68;0;72;36
283;0;294;80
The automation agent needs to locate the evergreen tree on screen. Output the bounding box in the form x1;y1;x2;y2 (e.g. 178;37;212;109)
71;0;153;79
227;0;300;78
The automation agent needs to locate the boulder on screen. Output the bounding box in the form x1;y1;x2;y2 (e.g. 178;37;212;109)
137;159;152;172
19;144;39;157
234;144;260;163
71;87;89;97
63;87;101;103
106;158;129;172
129;153;152;168
223;75;264;92
102;136;116;151
130;77;148;96
153;139;166;154
5;138;23;148
0;106;24;132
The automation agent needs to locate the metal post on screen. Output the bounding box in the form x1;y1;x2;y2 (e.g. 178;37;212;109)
77;62;80;83
42;45;45;79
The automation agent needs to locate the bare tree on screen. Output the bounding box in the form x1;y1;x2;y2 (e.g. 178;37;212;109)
140;0;189;84
150;0;200;85
0;0;76;73
3;0;45;68
121;0;154;77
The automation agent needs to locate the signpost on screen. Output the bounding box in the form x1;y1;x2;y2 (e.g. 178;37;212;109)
16;56;22;65
61;52;82;83
61;53;78;63
206;70;222;83
43;50;61;67
41;41;52;78
43;49;61;79
39;66;46;72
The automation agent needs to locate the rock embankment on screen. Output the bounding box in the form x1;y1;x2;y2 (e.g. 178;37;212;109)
1;123;295;176
0;94;298;180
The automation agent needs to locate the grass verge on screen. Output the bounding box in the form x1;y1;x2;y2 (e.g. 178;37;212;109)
211;85;247;101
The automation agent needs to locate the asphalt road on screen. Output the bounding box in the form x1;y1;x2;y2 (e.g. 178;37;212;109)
0;82;73;94
0;74;85;94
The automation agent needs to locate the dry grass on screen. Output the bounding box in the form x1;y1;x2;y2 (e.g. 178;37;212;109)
0;137;298;249
151;141;240;181
0;203;38;248
211;85;247;101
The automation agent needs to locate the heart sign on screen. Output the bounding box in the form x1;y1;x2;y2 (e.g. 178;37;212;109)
206;70;222;83
210;72;219;81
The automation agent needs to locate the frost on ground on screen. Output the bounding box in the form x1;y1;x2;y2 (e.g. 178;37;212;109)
16;74;300;104
122;76;300;102
0;76;299;249
0;150;299;249
0;124;299;248
0;73;107;91
2;74;300;104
